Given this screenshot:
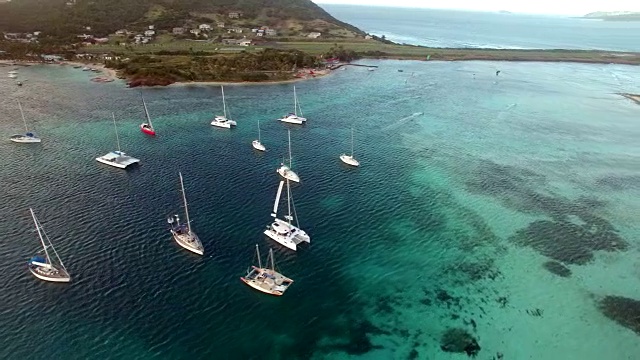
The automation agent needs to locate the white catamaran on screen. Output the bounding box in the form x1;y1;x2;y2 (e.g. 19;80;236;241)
96;113;140;169
168;172;204;255
27;208;71;283
211;85;237;128
277;130;300;182
278;85;307;124
10;101;41;143
241;244;293;296
340;127;360;167
264;179;310;251
252;119;266;151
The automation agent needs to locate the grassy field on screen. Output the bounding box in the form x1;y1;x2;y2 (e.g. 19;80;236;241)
78;39;640;65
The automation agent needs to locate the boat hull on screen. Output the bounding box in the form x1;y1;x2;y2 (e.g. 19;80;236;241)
96;151;140;169
172;231;204;255
340;154;360;167
140;124;156;136
10;135;41;143
240;277;284;296
28;266;70;283
277;166;300;183
264;220;310;251
278;116;306;125
252;140;266;152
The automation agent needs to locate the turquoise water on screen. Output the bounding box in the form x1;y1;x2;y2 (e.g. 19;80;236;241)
1;60;640;359
321;5;640;51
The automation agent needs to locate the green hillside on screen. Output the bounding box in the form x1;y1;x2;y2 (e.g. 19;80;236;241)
0;0;363;39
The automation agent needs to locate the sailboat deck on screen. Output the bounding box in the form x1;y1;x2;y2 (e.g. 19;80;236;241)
96;151;140;168
243;266;293;295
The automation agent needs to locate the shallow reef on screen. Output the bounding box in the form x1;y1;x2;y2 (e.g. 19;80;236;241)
440;328;481;357
543;261;571;277
598;296;640;335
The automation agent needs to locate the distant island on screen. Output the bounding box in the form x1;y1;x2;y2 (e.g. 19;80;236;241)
583;11;640;21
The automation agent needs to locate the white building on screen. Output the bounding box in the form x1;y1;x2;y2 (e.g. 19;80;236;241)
199;24;212;31
144;30;155;37
307;32;321;39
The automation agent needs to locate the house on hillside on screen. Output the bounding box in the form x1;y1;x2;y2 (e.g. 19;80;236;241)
239;39;253;46
227;27;243;34
190;29;201;36
365;35;373;40
115;29;127;35
199;24;212;31
94;37;109;44
148;25;155;30
217;22;225;28
228;11;242;19
3;33;21;40
265;29;277;36
307;32;321;39
144;30;155;37
33;31;42;37
172;27;185;35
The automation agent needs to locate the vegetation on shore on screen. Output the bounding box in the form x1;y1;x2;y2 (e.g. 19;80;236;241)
108;48;322;87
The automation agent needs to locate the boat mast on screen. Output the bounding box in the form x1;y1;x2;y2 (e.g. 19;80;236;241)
30;208;52;265
269;248;275;271
286;179;292;224
287;130;292;168
350;128;354;157
256;244;262;269
142;96;153;129
112;112;121;153
18;101;28;132
257;120;261;142
179;172;192;234
221;86;227;118
293;86;297;116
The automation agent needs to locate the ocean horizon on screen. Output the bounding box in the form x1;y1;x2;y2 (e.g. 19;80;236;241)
320;4;640;51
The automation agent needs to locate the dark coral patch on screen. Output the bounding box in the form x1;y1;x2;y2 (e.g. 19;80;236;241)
598;296;640;335
543;261;571;277
440;328;481;357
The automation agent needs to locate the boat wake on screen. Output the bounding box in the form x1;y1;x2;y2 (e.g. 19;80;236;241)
382;112;424;130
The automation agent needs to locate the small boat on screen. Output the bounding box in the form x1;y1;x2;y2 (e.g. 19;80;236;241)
210;86;237;128
139;96;156;136
17;81;22;86
252;119;266;151
398;69;404;72
8;73;17;79
8;70;18;75
96;113;140;169
278;86;307;124
27;208;71;283
339;127;360;167
91;68;101;73
277;130;300;182
264;179;310;251
368;67;375;72
241;244;293;296
82;66;90;71
73;65;82;69
168;172;204;255
10;101;41;143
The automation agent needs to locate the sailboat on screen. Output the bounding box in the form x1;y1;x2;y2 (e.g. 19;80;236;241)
8;70;18;78
168;172;204;255
10;101;41;143
211;85;237;128
252;119;266;151
140;96;156;136
264;179;310;251
96;112;140;169
277;130;300;182
241;244;293;296
340;127;360;167
27;208;71;283
278;85;307;124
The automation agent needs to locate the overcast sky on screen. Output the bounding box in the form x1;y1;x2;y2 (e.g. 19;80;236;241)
313;0;640;16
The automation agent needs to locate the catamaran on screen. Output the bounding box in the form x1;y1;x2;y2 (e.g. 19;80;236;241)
277;130;300;182
27;208;71;283
241;244;293;296
252;119;266;151
278;85;307;124
168;172;204;255
96;113;140;169
10;101;41;143
340;127;360;167
211;85;237;128
264;179;310;251
140;96;156;136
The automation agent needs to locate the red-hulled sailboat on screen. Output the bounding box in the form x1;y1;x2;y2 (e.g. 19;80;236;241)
140;96;156;136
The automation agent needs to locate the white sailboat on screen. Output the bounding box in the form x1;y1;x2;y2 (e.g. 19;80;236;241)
211;85;237;128
264;180;310;251
27;208;71;283
96;113;140;169
277;130;300;182
10;101;41;143
340;127;360;167
278;85;307;124
241;244;293;296
252;119;266;151
168;172;204;255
